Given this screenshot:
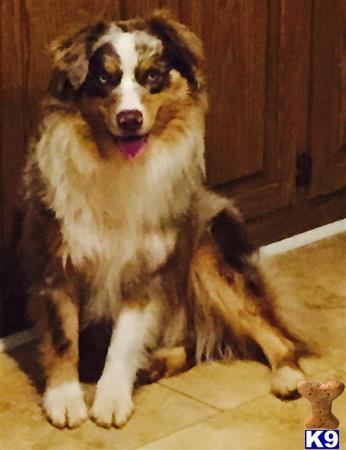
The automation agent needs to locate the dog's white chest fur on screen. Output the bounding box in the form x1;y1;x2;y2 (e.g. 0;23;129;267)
35;114;198;317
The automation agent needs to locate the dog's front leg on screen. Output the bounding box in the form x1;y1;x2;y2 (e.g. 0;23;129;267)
91;302;157;428
31;287;87;428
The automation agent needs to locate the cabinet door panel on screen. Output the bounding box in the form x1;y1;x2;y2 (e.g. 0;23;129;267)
1;0;25;243
182;0;312;219
201;0;267;185
309;0;346;198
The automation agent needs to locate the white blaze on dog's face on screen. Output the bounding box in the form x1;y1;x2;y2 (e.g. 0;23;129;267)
113;32;145;117
49;12;205;159
109;29;162;120
83;27;168;138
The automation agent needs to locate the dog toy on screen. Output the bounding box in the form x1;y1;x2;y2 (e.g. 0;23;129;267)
297;379;345;429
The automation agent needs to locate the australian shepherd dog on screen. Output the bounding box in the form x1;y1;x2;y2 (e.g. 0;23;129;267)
21;11;304;429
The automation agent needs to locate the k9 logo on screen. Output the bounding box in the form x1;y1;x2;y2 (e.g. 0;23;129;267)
305;430;340;449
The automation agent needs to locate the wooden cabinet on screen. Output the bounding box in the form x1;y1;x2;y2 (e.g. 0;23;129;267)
180;0;346;233
179;0;345;243
1;0;345;335
309;0;346;198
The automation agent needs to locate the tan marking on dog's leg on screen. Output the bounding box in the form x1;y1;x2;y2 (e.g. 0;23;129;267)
248;319;296;368
143;346;189;382
243;316;304;398
237;288;304;399
33;288;87;428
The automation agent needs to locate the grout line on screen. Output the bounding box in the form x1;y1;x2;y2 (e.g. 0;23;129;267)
158;377;275;416
157;380;225;413
135;390;274;450
2;219;345;352
135;410;222;450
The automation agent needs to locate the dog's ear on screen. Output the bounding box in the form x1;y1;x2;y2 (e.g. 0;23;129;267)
48;21;106;98
148;10;204;90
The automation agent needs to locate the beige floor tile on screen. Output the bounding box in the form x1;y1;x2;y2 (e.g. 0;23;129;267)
160;360;271;410
300;354;346;377
142;370;346;450
2;351;219;450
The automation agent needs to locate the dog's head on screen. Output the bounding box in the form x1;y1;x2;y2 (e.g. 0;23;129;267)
49;11;205;159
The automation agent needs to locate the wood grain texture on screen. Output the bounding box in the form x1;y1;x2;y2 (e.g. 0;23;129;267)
217;0;311;220
1;0;26;243
122;0;160;18
201;0;267;186
309;0;346;198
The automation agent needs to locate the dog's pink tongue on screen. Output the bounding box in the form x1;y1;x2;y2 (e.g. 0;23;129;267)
118;136;148;159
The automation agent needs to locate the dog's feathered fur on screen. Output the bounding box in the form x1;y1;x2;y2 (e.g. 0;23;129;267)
21;11;304;429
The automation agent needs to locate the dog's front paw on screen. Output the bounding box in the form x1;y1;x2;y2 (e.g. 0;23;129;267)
271;366;304;400
91;381;134;428
43;381;88;428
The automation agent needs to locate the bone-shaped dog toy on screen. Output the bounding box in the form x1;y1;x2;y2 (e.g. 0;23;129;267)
297;379;345;429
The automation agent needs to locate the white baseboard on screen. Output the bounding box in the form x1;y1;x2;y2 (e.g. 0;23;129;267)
0;328;36;352
1;219;345;353
259;219;346;258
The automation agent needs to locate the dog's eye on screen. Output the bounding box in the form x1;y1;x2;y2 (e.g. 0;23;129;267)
146;70;162;83
98;73;108;84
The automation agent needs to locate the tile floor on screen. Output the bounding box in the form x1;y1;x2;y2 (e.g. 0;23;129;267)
1;233;346;449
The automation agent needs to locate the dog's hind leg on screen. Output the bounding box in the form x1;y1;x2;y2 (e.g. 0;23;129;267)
190;229;304;399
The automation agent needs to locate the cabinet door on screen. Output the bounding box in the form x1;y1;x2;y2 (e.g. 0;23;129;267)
309;0;346;198
181;0;311;220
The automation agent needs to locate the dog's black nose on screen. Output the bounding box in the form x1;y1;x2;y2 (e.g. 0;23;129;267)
116;110;143;132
